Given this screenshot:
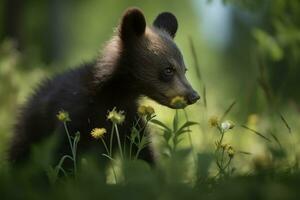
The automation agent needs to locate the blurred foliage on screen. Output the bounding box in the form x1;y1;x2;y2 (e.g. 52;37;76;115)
0;39;47;161
225;0;300;104
0;0;300;199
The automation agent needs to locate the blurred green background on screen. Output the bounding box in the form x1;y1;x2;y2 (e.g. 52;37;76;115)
0;0;300;173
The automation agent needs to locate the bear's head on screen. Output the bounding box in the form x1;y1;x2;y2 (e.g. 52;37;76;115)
118;8;200;108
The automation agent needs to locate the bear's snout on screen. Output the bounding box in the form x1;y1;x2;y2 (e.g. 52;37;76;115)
186;90;200;104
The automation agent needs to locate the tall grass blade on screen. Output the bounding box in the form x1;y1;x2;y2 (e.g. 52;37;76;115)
189;37;202;81
220;100;236;121
238;151;252;155
203;84;207;108
257;54;273;104
278;113;292;134
270;132;282;149
241;125;271;142
189;37;207;108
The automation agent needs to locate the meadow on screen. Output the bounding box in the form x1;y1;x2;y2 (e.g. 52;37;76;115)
0;0;300;199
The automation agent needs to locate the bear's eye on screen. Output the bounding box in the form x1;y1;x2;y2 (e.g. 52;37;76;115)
164;67;174;76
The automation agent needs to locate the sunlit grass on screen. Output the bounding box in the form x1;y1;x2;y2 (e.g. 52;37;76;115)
1;26;300;198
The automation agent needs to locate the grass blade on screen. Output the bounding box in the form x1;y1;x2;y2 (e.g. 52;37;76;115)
238;151;252;155
257;55;273;104
241;125;271;142
189;37;207;109
220;100;236;121
278;113;292;134
189;37;202;81
269;132;282;150
203;84;207;108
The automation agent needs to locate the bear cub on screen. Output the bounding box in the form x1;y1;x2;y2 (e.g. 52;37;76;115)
9;8;200;165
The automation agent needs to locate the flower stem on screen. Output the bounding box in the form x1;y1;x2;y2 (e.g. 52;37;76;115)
63;122;77;176
114;123;124;160
101;138;110;155
109;123;114;157
129;117;141;160
63;122;73;152
183;109;197;169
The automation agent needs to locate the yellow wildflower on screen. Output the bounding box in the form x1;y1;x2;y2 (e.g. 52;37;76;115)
209;116;219;127
107;107;125;124
56;110;71;122
170;96;187;108
138;105;155;117
145;106;155;115
138;105;146;116
91;128;106;139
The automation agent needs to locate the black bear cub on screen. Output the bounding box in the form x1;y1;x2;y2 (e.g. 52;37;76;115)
9;8;200;164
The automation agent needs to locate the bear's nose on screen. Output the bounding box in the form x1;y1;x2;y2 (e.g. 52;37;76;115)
187;91;200;104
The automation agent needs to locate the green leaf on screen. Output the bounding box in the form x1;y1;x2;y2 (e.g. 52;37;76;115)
162;151;171;158
139;136;151;149
130;126;140;141
173;110;179;132
176;129;191;137
177;121;198;134
73;131;80;151
176;137;184;144
163;130;172;143
150;119;171;132
46;167;58;185
253;29;283;61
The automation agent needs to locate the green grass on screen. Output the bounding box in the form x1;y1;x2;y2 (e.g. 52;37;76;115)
1;105;299;200
1;33;300;199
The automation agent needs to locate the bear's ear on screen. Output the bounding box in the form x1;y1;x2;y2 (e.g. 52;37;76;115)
153;12;178;38
119;8;146;41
